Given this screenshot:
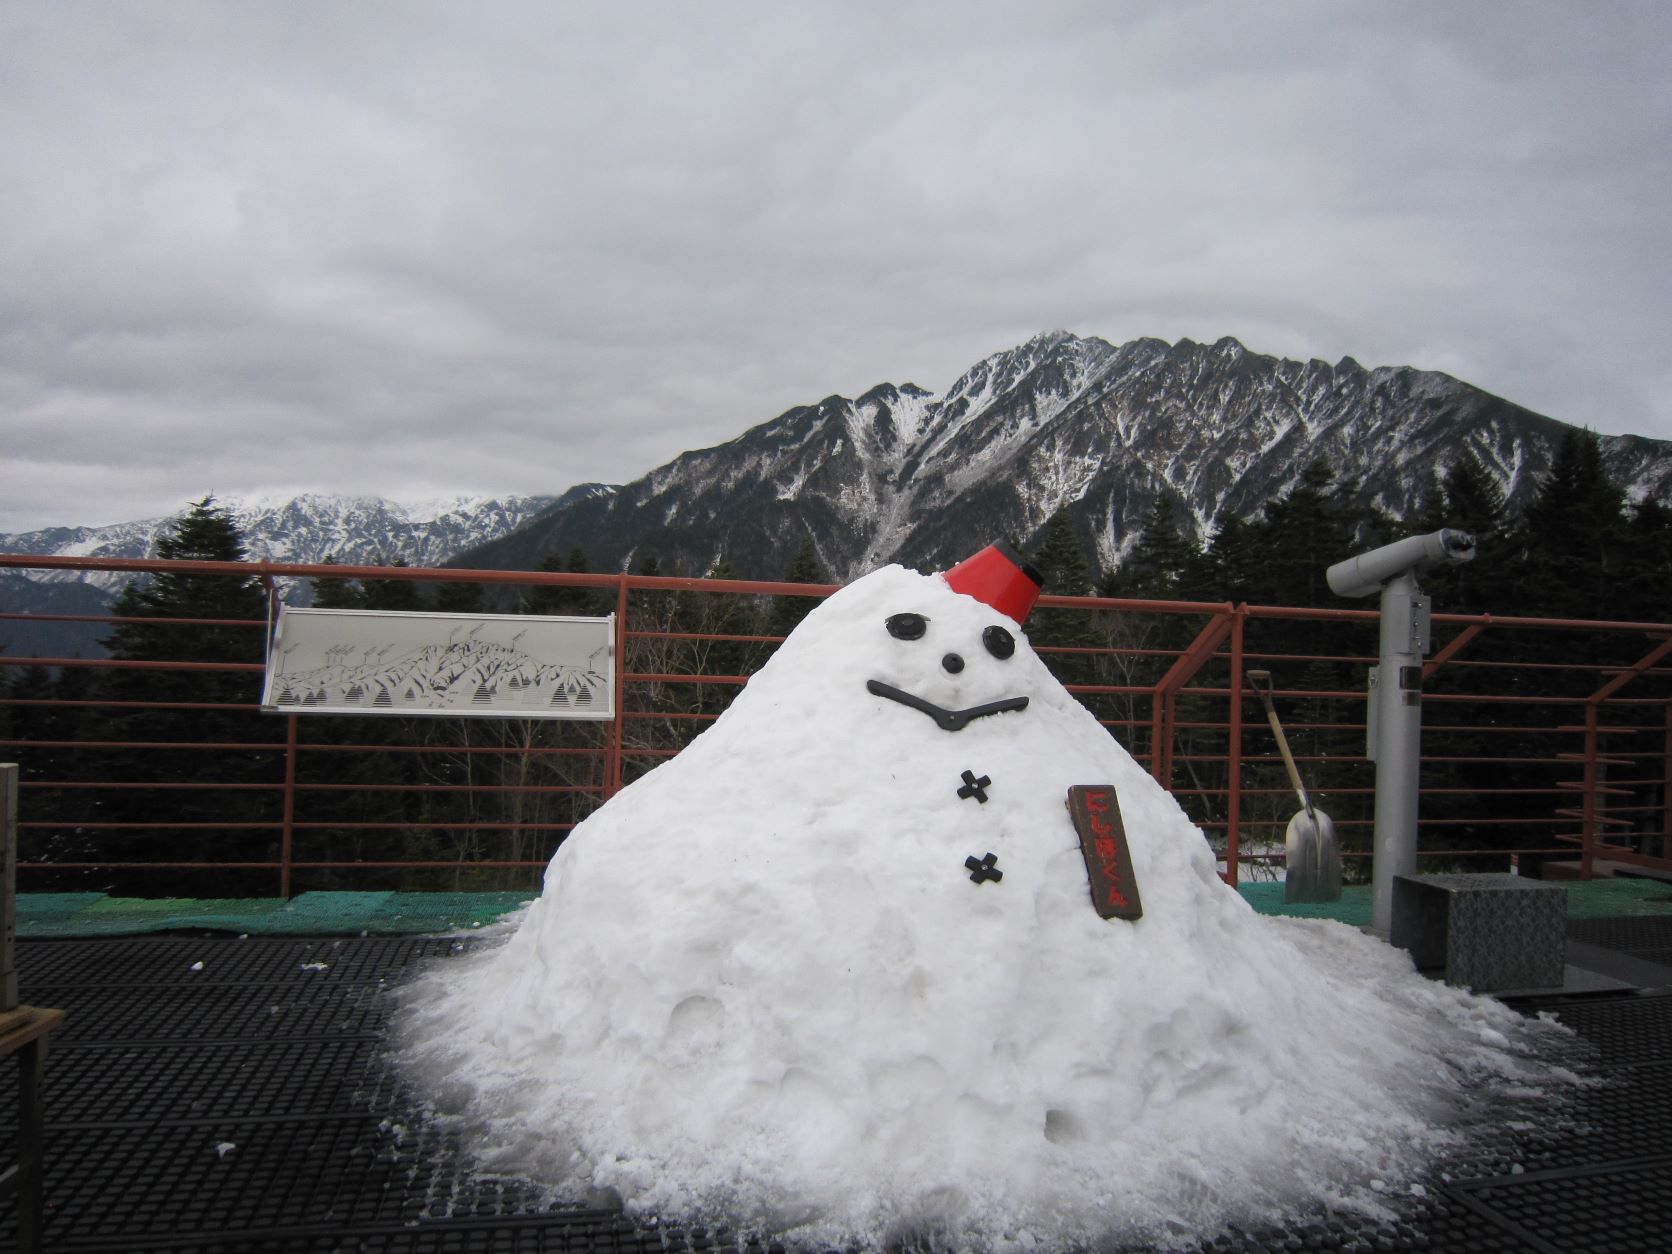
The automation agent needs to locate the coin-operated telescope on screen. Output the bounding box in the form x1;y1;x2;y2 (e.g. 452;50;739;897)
1326;529;1475;933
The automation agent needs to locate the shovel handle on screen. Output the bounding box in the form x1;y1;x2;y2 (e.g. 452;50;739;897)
1245;670;1314;817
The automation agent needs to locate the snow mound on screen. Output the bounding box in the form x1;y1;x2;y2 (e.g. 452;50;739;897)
399;565;1578;1249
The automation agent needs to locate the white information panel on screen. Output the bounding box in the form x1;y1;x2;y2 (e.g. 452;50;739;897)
262;607;615;720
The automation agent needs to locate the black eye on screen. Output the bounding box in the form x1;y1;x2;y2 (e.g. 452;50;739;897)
983;625;1015;659
886;612;927;641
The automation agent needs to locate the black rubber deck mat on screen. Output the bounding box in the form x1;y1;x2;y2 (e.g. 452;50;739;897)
5;933;1671;1252
1546;992;1672;1069
0;1034;384;1125
25;977;392;1044
1450;1158;1672;1254
1567;914;1672;968
19;935;469;987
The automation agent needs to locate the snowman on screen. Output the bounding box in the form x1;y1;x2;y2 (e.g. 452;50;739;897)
402;544;1562;1249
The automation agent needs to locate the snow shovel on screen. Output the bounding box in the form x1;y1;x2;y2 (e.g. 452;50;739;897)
1246;670;1342;903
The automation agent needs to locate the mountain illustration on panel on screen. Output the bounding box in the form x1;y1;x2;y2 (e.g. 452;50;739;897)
269;636;607;712
402;544;1569;1249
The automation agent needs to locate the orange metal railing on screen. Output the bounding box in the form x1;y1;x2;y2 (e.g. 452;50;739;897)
2;552;1668;896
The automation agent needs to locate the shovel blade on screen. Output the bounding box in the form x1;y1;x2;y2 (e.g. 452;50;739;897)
1284;810;1343;903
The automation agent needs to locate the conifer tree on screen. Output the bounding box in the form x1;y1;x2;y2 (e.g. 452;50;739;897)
1252;460;1357;609
1201;513;1261;605
309;557;365;609
1441;436;1637;865
360;559;427;612
1031;509;1094;597
1109;495;1203;601
1027;510;1098;691
104;496;269;660
98;497;278;893
767;536;828;640
521;547;608;617
1412;451;1509;612
1622;498;1672;622
1513;429;1628;622
433;579;487;614
1442;452;1508;540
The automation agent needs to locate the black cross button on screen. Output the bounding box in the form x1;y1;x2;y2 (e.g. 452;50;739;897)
957;770;991;803
965;852;1002;884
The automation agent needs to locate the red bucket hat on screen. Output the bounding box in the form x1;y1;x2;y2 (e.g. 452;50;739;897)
943;540;1045;625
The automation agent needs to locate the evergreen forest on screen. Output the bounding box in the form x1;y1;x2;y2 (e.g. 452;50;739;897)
4;429;1669;896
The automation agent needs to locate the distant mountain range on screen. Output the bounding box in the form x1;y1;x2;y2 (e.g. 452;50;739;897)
7;331;1672;660
456;332;1672;581
2;491;575;587
0;492;570;657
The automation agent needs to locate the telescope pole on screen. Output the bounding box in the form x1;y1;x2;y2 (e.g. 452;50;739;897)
1371;570;1428;933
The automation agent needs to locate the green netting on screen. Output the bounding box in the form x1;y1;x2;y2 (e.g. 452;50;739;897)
13;892;109;935
1237;883;1374;926
1559;876;1672;918
17;891;536;938
15;876;1670;938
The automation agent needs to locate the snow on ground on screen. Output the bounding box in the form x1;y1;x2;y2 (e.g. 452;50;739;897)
398;563;1580;1250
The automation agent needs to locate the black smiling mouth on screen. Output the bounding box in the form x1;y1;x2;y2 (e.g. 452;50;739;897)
866;680;1029;732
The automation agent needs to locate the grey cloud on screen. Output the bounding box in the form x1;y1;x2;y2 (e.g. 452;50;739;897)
3;1;1669;532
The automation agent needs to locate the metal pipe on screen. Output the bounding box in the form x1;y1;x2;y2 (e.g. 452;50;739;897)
2;762;17;1011
1225;609;1245;887
1663;702;1671;863
609;578;629;797
1369;571;1427;933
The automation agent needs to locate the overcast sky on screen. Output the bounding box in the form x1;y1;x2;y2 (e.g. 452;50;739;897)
4;1;1669;533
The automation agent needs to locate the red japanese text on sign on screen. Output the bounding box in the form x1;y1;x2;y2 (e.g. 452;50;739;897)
1066;784;1143;921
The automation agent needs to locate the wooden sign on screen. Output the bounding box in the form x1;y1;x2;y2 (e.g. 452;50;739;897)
1066;785;1143;921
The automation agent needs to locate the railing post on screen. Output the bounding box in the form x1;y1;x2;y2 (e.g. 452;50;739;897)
1662;700;1672;864
608;576;629;798
1225;610;1245;887
1580;704;1598;880
280;715;297;899
1157;692;1177;786
3;762;17;1011
1574;635;1672;877
1149;689;1165;782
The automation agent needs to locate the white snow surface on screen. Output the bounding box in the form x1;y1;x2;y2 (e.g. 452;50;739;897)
399;565;1576;1250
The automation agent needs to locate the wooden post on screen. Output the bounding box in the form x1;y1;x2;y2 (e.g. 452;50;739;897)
2;762;16;1011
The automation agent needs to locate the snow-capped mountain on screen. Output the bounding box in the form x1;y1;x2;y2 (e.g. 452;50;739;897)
461;332;1672;581
0;491;582;593
10;330;1672;626
0;490;598;656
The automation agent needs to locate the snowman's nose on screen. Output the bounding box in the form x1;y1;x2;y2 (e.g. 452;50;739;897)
942;652;965;674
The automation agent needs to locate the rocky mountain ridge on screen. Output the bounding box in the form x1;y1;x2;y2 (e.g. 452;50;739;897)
9;331;1672;620
458;332;1672;581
